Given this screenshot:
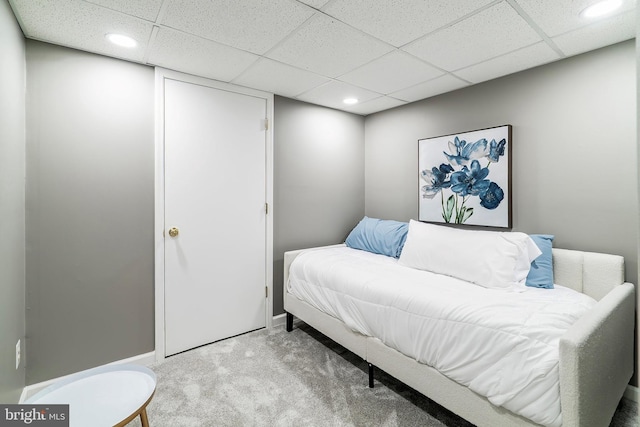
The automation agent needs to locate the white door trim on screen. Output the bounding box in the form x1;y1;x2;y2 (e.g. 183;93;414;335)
154;68;274;362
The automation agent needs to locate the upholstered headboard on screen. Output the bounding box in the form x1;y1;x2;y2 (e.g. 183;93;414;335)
552;248;625;301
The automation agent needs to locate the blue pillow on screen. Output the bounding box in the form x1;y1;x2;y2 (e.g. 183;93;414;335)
526;234;554;289
345;217;409;258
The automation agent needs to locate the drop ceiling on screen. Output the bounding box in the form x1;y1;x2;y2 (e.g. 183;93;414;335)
8;0;637;115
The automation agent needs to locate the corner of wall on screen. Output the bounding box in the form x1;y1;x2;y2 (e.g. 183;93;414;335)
0;0;27;404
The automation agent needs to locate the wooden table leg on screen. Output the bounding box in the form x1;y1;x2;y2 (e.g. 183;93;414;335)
139;408;150;427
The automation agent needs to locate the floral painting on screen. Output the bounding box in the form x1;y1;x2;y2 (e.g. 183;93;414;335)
418;125;511;228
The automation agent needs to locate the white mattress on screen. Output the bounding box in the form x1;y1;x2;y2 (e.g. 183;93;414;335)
287;246;597;427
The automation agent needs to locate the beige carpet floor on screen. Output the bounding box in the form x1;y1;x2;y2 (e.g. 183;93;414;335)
127;322;638;427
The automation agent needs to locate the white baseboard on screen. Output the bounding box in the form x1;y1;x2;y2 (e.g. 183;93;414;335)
19;351;155;403
624;384;638;402
105;350;156;367
272;313;286;327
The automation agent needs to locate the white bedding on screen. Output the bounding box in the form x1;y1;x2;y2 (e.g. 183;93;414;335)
287;246;597;427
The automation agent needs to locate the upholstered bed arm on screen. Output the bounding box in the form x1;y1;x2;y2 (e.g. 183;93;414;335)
559;282;635;427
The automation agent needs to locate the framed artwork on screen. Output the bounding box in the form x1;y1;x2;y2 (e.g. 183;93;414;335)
418;125;512;228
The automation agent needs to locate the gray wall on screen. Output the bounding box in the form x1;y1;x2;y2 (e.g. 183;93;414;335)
20;42;364;384
0;0;26;403
25;41;155;384
636;12;639;392
365;41;637;288
274;96;365;315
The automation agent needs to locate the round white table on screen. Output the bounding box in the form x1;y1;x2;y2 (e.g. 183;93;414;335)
26;364;156;427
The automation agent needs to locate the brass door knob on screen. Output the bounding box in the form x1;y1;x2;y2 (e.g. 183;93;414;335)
168;227;179;238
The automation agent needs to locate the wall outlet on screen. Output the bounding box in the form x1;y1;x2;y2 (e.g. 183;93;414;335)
15;339;20;370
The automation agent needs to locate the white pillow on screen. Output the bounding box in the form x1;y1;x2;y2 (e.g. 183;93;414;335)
398;220;541;289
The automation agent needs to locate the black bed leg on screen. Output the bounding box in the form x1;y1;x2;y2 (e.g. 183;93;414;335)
286;312;293;332
368;363;375;388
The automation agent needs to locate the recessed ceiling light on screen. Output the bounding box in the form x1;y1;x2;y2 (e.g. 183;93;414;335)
105;33;137;48
343;98;359;105
581;0;622;18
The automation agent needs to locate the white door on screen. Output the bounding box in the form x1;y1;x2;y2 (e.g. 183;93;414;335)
164;78;267;356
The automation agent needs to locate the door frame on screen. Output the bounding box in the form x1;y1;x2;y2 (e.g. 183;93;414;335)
154;68;274;362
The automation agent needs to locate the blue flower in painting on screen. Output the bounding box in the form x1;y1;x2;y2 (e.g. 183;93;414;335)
450;160;490;197
444;137;488;166
479;182;504;209
487;138;506;163
421;163;454;198
421;129;508;224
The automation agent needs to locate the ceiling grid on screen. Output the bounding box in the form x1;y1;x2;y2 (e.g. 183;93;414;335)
8;0;637;115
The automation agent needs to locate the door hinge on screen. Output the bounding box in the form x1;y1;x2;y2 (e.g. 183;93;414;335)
265;286;268;298
265;202;269;214
264;118;269;130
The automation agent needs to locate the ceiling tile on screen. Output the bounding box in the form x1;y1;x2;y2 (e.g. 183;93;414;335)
9;0;636;115
390;74;469;103
321;0;494;47
232;58;331;97
296;80;380;110
147;27;259;82
159;0;315;55
84;0;164;21
403;2;541;71
552;10;636;56
266;13;394;78
338;51;444;94
344;96;407;116
454;42;560;83
10;0;153;62
515;0;637;37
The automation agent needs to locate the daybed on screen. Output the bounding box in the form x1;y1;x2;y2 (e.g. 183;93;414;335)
283;220;635;427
